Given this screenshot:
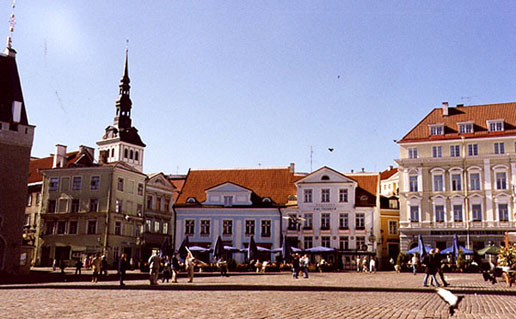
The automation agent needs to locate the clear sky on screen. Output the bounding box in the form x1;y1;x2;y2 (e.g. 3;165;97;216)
3;2;516;175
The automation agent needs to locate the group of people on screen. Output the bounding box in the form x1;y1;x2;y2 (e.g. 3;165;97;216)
291;254;310;278
421;248;449;287
147;251;182;285
356;256;376;273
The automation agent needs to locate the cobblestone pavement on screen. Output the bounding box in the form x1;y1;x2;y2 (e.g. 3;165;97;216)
2;272;516;319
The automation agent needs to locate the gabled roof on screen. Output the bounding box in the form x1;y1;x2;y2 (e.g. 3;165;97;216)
380;167;398;180
28;151;81;183
399;102;516;143
346;173;379;207
295;166;356;185
175;167;298;207
0;53;28;125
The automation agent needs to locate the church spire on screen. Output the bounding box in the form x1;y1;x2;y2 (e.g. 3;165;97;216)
114;47;132;129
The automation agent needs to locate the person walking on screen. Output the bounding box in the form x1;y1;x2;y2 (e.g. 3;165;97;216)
118;253;129;286
171;253;180;283
217;257;229;277
101;255;108;276
434;248;449;287
300;254;310;278
91;254;102;283
411;254;419;275
148;251;161;286
75;259;82;275
162;256;172;283
292;254;300;279
422;250;440;287
369;257;376;273
185;251;196;283
356;256;361;272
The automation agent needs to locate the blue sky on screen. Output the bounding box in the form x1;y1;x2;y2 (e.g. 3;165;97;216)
4;2;516;174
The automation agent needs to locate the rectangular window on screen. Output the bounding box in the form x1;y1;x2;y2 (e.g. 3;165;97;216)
137;183;144;196
61;177;70;191
156;197;162;211
222;220;233;236
245;220;255;236
435;205;445;222
89;199;99;212
499;204;509;221
115;221;122;235
321;236;331;248
164;199;170;212
224;196;233;207
115;199;123;213
451;174;462;191
71;199;80;213
339;236;349;250
146;195;153;209
339;213;349;229
36;193;41;206
409;176;418;192
433;175;443;192
472;204;482;222
117;177;124;192
72;176;82;190
410;205;419;222
154;220;160;233
303;189;313;203
200;220;210;236
453;205;463;222
45;221;55;235
356;236;366;250
494;142;505;154
49;177;59;191
450;145;460;157
68;221;78;234
496;172;507;190
287;214;297;230
321;213;330;230
90;176;100;190
185;219;195;235
321;189;330;203
47;200;56;213
388;220;398;235
27;193;32;207
57;221;66;234
163;222;168;235
432;146;442;158
303;213;313;229
408;148;418;159
339;189;348;202
137;204;143;216
468;144;478;156
145;219;152;232
87;220;97;234
355;213;365;230
304;236;313;249
470;173;481;191
261;220;271;237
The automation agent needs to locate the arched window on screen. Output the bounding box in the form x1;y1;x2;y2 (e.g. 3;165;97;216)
124;148;128;158
111;148;114;157
321;175;330;181
130;150;134;160
135;151;139;161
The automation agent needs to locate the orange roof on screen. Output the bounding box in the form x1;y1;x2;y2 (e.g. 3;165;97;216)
346;174;379;207
380;167;398;180
399;102;516;143
175;168;297;206
28;151;80;184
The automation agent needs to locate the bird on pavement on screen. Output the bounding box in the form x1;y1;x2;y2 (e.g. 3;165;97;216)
436;287;464;316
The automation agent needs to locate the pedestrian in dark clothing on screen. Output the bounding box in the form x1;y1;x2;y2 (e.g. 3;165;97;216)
422;250;439;287
101;255;108;276
434;248;449;286
292;254;300;279
59;259;66;274
171;253;180;283
162;256;172;283
75;259;83;275
118;253;129;286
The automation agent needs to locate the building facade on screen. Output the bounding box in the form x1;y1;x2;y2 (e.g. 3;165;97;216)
174;166;298;263
0;38;35;274
397;102;516;252
379;166;400;269
285;167;381;269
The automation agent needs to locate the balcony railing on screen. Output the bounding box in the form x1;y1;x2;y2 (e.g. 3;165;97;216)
400;220;516;229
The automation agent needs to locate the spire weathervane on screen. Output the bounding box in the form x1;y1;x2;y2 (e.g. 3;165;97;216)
4;0;16;55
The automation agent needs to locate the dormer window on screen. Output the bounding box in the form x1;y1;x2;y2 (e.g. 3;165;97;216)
458;122;473;134
487;120;504;132
186;197;196;203
262;197;272;203
429;124;444;136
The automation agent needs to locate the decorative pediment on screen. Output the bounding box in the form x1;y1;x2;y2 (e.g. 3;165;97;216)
204;182;252;206
296;166;357;185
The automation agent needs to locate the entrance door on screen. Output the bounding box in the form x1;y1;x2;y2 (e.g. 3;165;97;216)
388;243;400;260
55;246;71;260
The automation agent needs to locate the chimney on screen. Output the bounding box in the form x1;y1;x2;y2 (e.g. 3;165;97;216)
79;145;95;159
388;165;393;171
351;169;354;173
361;168;365;172
442;102;449;116
289;162;295;173
53;144;67;168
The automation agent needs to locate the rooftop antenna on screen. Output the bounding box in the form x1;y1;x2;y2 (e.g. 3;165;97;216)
125;38;129;52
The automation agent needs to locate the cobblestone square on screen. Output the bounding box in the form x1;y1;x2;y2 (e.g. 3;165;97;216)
2;271;516;318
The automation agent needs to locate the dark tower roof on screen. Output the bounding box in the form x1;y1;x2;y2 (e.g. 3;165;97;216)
0;46;29;125
102;50;145;147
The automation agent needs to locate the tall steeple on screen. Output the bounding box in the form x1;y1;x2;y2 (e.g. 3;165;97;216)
97;45;145;172
114;49;132;129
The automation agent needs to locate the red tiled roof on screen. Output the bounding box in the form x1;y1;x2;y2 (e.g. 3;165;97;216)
346;174;379;207
399;102;516;143
28;151;80;184
175;168;298;206
380;168;398;180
